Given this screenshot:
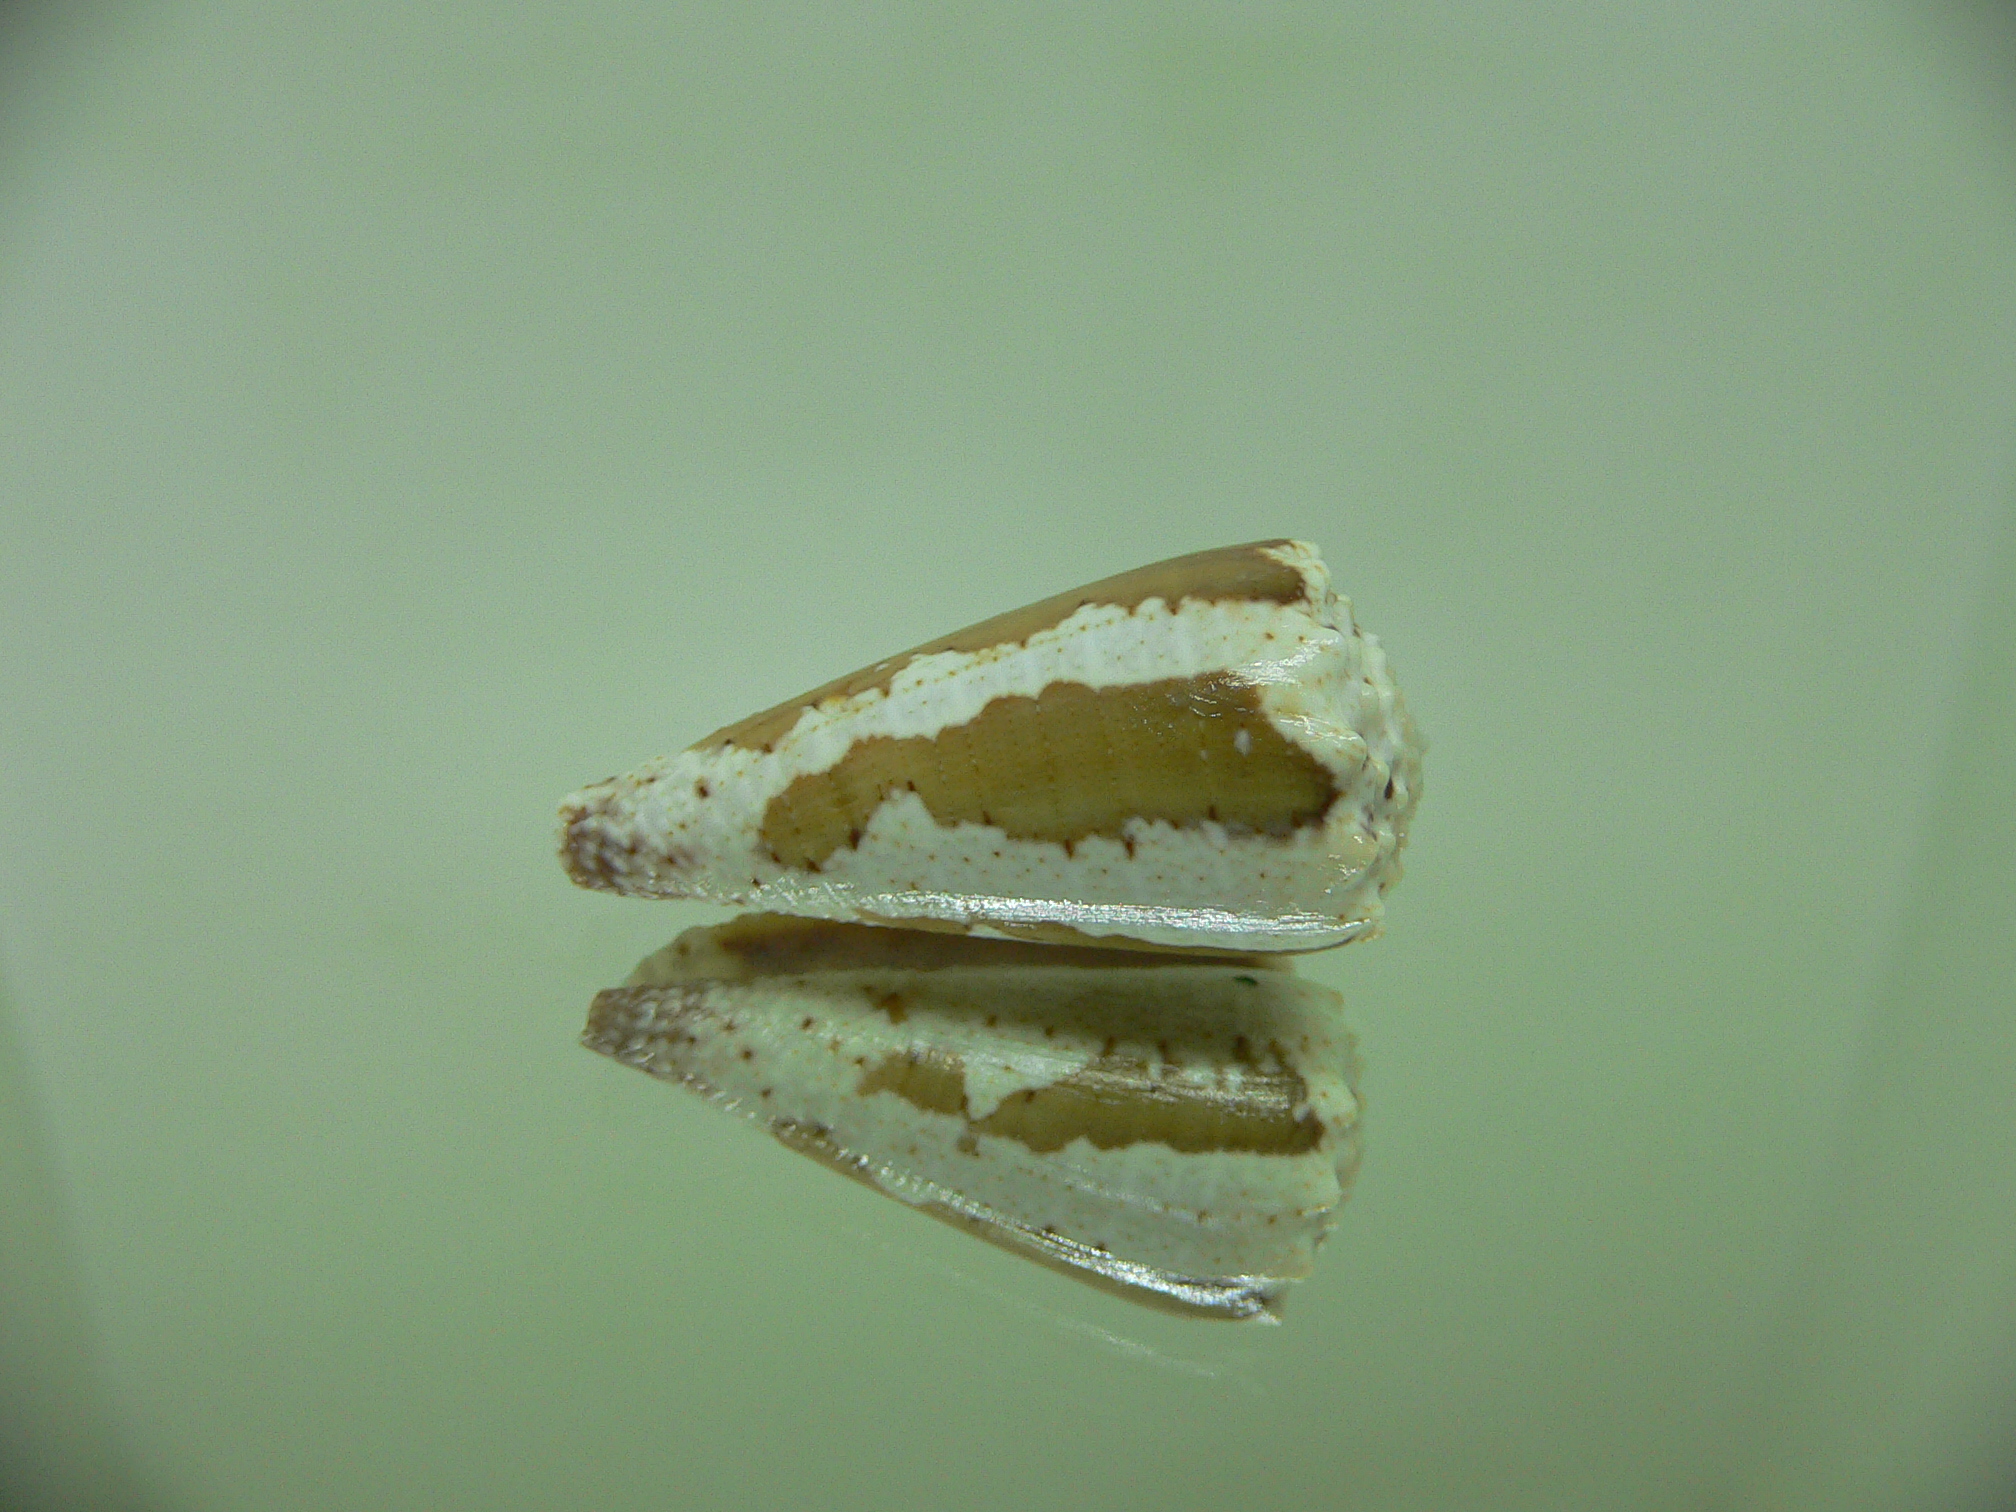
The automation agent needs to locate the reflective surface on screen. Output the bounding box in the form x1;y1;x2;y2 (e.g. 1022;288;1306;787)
3;5;2015;1511
585;915;1363;1319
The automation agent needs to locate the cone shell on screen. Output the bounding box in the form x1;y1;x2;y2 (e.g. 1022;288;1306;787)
584;914;1363;1319
559;539;1421;953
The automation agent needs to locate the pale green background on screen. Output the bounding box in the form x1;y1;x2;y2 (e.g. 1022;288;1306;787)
4;4;2016;1510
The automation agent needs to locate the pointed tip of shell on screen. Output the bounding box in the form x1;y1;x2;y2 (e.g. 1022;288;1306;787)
558;781;632;893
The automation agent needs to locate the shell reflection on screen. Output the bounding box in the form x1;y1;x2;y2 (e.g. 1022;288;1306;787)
583;914;1362;1320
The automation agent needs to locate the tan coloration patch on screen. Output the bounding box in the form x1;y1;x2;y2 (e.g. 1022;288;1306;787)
974;1057;1323;1156
698;541;1308;753
855;1046;969;1116
762;674;1336;871
855;1046;1323;1157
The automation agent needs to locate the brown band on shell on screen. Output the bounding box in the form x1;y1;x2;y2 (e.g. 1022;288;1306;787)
855;1045;970;1116
586;985;1324;1166
698;540;1310;753
760;673;1336;870
855;1045;1323;1156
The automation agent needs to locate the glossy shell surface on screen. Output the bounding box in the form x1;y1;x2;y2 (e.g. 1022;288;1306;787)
560;540;1421;953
